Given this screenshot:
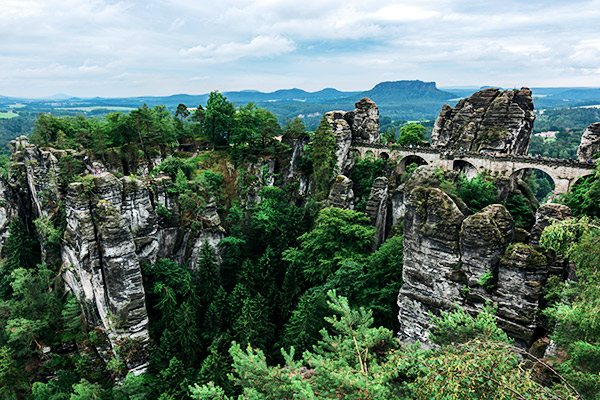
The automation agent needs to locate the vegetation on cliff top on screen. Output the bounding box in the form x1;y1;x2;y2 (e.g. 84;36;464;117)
0;94;598;399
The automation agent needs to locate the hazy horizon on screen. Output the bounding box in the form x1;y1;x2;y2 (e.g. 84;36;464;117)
3;0;600;98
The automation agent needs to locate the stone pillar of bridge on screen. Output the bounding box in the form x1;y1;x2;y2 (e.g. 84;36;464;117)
553;178;572;196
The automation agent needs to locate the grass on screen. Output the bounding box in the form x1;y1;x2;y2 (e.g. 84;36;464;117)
0;112;18;119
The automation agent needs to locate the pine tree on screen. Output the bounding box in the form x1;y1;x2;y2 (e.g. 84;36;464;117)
311;116;337;196
232;293;275;352
197;241;220;307
1;219;40;298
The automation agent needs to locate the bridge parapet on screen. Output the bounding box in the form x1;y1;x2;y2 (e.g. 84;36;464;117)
351;141;596;171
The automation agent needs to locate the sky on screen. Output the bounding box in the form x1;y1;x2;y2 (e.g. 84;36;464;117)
2;0;600;98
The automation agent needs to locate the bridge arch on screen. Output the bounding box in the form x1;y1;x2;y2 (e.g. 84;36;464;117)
379;151;390;161
453;160;478;179
509;168;555;202
572;173;595;188
398;155;428;173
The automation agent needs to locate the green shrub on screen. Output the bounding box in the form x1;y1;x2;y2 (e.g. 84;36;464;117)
456;173;498;213
156;203;172;220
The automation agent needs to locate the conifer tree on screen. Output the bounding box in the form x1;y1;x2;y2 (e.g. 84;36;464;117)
197;241;220;307
1;219;40;298
311;116;337;196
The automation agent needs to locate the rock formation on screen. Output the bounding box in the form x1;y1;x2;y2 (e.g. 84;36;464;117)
431;88;535;155
391;166;440;225
325;97;380;174
0;137;227;375
398;190;563;348
328;175;355;210
529;204;571;247
346;98;380;143
364;177;388;248
577;122;600;162
324;111;354;175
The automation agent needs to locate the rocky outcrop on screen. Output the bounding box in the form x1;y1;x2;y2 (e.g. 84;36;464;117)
577;122;600;162
398;190;557;347
328;175;354;210
285;135;311;180
0;139;227;375
431;88;535;155
0;177;20;249
397;187;465;345
61;175;154;374
364;177;388;248
493;244;548;343
346;98;380;143
529;204;572;247
391;166;440;225
460;204;514;289
324;97;380;174
324;112;354;175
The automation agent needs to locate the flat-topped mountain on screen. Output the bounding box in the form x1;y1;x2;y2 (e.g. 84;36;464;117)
357;80;455;103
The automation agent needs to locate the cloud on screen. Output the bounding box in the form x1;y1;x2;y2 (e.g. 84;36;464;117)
2;0;600;97
180;35;296;62
569;39;600;68
169;17;185;31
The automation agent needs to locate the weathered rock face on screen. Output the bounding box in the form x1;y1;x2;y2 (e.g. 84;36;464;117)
324;111;354;175
577;122;600;162
0;139;227;375
328;175;354;210
397;187;465;345
364;177;388;248
0;177;20;249
346;98;380;143
431;88;535;155
398;189;558;347
285;135;311;180
391;166;440;225
324;97;380;174
460;204;514;289
493;244;548;343
529;204;572;247
62;175;150;374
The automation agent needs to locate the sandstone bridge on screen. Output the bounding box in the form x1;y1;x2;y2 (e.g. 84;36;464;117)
351;142;596;195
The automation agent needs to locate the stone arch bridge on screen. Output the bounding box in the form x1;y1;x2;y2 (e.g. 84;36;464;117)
351;142;596;195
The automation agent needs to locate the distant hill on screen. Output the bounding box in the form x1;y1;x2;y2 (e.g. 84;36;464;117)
6;81;600;131
48;93;73;100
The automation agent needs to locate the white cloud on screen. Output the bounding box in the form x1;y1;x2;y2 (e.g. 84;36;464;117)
569;39;600;68
180;35;296;62
169;17;186;31
2;0;600;96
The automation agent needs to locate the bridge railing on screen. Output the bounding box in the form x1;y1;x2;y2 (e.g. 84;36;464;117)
351;141;596;170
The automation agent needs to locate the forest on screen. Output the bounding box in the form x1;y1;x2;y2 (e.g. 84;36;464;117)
0;91;599;399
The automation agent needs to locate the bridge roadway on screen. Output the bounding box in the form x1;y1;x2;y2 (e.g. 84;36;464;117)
351;141;596;195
